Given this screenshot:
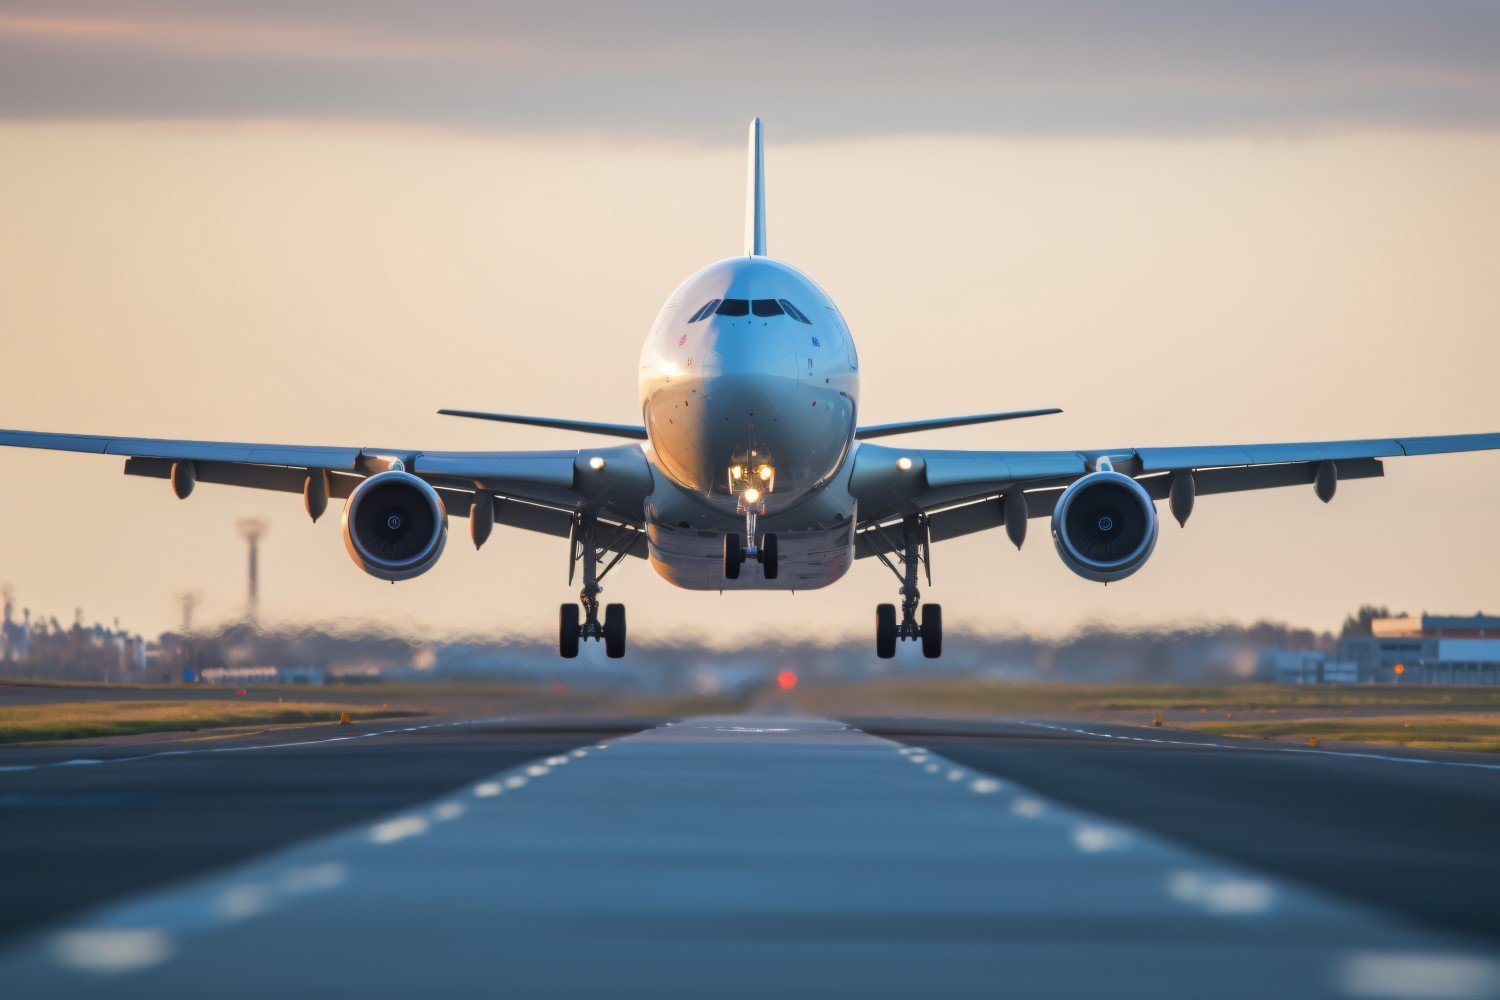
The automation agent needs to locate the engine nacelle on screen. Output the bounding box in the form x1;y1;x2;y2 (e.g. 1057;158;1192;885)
341;471;448;581
1051;470;1158;583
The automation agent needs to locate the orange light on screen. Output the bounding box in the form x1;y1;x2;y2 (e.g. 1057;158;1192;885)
1393;663;1406;677
776;670;798;691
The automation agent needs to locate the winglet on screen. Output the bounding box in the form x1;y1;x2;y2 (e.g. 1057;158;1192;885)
745;117;766;257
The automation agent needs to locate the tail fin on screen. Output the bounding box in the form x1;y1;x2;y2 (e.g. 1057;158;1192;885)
745;117;766;257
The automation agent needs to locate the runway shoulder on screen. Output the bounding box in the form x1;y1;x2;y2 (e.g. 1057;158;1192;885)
852;715;1500;941
0;716;657;940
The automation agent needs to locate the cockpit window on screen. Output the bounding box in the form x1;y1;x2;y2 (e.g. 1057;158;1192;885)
688;299;720;323
779;299;811;324
751;299;784;318
715;298;750;317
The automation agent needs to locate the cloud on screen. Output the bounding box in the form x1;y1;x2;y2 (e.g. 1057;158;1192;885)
0;0;1498;137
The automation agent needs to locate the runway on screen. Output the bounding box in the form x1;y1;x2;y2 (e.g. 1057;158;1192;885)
0;713;1496;998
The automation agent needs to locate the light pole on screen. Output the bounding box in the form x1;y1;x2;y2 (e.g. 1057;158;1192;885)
236;518;268;619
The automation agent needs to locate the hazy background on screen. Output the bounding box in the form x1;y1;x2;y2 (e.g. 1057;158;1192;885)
0;1;1497;642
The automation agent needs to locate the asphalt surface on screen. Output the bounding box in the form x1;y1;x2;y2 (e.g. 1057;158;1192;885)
0;712;1495;999
855;716;1500;943
0;715;656;940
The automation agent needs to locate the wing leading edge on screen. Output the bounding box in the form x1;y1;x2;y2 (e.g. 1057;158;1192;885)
849;431;1500;555
0;428;654;554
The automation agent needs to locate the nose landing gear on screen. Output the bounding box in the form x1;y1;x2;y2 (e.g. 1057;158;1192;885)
559;512;637;659
723;482;779;580
723;532;779;580
867;513;942;659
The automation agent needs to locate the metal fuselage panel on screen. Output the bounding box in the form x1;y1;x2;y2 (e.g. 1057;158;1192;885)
639;256;861;590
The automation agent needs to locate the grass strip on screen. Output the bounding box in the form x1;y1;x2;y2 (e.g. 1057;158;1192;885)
0;700;420;744
797;680;1500;713
1183;714;1500;753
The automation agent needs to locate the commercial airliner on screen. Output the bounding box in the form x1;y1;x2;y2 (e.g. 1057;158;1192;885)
3;120;1497;659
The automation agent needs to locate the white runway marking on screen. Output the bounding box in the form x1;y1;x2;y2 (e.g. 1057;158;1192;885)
0;718;508;774
1;715;1494;1000
1014;720;1500;772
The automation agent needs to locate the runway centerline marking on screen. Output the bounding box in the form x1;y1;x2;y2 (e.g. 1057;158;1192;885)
4;715;1495;999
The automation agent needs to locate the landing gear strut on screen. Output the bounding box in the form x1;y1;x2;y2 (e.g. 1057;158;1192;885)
560;511;635;659
723;500;778;581
867;513;942;659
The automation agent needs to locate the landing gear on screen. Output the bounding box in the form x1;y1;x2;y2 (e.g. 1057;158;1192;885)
724;533;743;580
722;531;778;580
559;604;580;659
758;532;779;581
867;513;942;659
921;604;943;659
876;604;897;659
559;512;638;658
603;603;626;659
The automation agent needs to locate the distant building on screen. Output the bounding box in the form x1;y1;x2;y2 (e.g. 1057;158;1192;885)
1;597;32;666
1259;650;1357;685
1338;614;1500;684
198;665;326;686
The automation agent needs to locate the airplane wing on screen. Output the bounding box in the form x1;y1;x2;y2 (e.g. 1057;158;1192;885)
848;432;1500;555
0;428;653;553
855;408;1062;440
436;409;648;440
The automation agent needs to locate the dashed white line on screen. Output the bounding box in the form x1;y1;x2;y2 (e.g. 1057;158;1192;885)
0;718;509;774
1012;720;1500;772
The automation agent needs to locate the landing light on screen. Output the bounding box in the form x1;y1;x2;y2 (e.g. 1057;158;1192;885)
897;456;913;471
758;464;773;481
743;487;761;504
731;465;743;480
588;456;606;471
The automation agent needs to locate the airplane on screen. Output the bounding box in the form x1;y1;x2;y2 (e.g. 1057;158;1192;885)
3;118;1497;660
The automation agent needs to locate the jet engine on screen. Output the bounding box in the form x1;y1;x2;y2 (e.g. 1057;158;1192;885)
341;471;448;581
1050;470;1158;583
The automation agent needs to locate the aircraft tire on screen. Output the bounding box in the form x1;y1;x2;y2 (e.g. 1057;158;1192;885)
760;533;779;580
876;604;897;659
559;604;580;659
921;604;943;659
724;533;743;580
604;603;627;659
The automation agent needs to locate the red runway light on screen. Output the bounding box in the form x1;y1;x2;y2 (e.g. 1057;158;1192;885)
776;670;798;691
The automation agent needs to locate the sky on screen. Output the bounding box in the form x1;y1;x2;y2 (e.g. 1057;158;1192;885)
0;1;1498;642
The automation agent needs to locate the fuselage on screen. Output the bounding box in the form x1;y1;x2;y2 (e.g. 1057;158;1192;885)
638;256;861;589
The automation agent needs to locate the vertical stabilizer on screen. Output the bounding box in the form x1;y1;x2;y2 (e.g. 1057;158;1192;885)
745;118;766;257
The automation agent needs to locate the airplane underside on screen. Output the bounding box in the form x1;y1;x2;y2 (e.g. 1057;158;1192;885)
646;518;853;590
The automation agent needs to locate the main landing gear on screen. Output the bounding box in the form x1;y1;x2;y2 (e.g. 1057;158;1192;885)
559;512;634;659
867;513;942;659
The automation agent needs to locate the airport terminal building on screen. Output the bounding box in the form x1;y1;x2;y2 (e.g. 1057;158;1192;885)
1336;614;1500;685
